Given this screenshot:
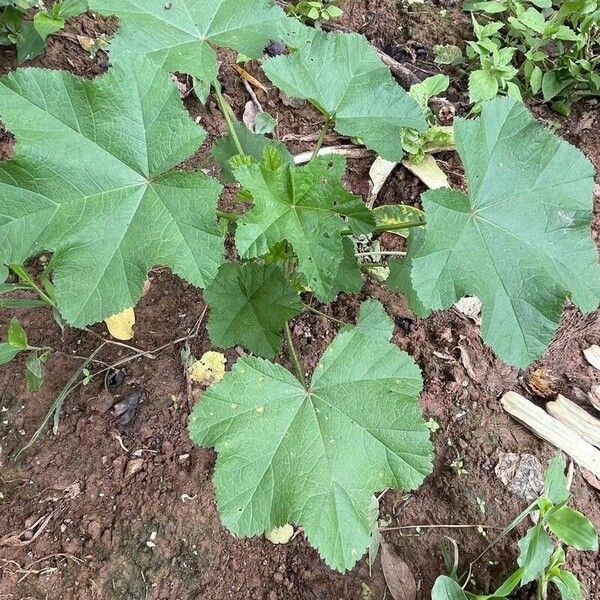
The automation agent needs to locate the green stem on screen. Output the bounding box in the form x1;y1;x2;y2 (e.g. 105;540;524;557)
340;219;425;237
9;264;57;309
311;116;332;161
465;499;538;575
16;333;201;457
355;250;406;258
213;81;244;156
380;523;503;531
214;211;425;238
302;303;348;326
16;343;107;458
216;209;238;222
538;573;549;600
27;345;53;353
284;322;306;388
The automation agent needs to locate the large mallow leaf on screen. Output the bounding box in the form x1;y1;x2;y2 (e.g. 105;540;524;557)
0;57;223;327
262;30;427;161
188;300;433;572
91;0;288;85
399;97;599;368
233;149;374;302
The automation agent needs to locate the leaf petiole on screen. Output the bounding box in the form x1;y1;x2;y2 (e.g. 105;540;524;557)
284;321;306;388
311;116;333;161
213;81;245;157
8;264;57;309
341;219;426;236
302;303;348;326
355;250;406;258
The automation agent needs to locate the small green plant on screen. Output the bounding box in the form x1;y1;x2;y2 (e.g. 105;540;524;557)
450;456;469;476
0;0;88;63
432;454;598;599
0;317;50;391
438;0;600;113
1;264;64;329
288;0;344;24
401;74;454;164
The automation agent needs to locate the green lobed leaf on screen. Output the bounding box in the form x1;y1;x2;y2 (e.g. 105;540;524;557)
518;523;555;585
16;22;46;63
329;237;363;299
401;97;599;368
547;507;598;551
434;44;464;66
0;57;224;327
233;150;374;302
90;0;291;85
262;30;427;161
212;122;293;184
373;204;426;238
388;230;431;318
32;12;64;41
204;262;303;358
189;299;433;571
409;74;450;109
56;0;88;19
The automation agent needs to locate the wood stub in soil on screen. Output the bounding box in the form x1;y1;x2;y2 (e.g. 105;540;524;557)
546;394;600;448
501;391;600;478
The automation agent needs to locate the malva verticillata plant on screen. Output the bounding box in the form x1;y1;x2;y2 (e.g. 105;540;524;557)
0;0;88;63
0;0;599;573
432;454;599;600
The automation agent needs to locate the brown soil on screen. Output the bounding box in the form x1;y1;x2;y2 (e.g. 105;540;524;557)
1;2;600;600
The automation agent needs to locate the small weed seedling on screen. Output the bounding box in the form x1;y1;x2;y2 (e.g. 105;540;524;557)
432;454;599;599
0;317;50;391
439;0;600;113
0;0;88;63
401;74;454;164
288;0;344;24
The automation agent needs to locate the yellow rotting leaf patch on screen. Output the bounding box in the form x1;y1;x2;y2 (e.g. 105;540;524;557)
189;352;227;385
105;308;135;340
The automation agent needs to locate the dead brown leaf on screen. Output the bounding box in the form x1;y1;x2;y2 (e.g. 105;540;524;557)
381;541;417;600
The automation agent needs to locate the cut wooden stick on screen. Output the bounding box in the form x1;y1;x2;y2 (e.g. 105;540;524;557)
547;394;600;448
583;345;600;370
501;391;600;478
293;145;372;164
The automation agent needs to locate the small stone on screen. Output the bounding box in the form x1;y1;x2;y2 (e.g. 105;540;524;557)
88;520;102;540
125;458;144;479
